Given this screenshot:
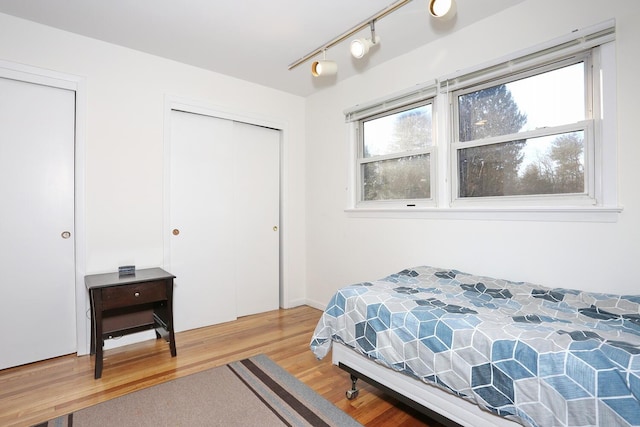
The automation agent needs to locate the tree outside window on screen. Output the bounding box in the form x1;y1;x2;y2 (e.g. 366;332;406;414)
361;104;433;201
455;61;587;198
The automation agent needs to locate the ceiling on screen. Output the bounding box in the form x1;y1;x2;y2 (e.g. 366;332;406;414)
0;0;524;97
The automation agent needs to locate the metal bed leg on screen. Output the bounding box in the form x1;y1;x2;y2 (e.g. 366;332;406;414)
337;361;462;427
346;373;360;399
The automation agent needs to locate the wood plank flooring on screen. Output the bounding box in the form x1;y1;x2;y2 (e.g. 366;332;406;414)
0;305;444;427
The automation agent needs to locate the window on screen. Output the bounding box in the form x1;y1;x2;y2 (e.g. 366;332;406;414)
359;101;434;204
345;80;438;208
345;21;619;221
452;57;593;203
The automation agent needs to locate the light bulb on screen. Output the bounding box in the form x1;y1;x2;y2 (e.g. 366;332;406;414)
311;60;337;77
429;0;456;20
349;36;380;59
350;39;368;59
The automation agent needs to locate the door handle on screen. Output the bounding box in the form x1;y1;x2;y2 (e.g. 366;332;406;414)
273;226;278;231
61;231;71;239
172;229;180;236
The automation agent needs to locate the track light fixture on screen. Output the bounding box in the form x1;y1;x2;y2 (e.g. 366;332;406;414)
428;0;457;20
311;60;338;77
350;37;379;59
289;0;458;75
288;0;412;72
350;21;380;59
311;50;337;77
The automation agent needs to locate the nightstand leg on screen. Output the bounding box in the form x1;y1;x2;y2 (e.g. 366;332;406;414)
93;290;104;379
95;340;103;379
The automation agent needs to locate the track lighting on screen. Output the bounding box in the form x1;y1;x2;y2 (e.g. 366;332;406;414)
311;50;337;77
289;0;459;75
350;21;380;59
428;0;457;20
311;60;338;77
350;36;380;59
288;0;412;71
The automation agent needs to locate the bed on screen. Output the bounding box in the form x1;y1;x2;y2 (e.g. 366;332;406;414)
310;266;640;427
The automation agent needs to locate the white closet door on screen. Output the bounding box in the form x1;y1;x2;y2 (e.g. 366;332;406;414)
0;77;76;369
170;111;237;332
169;110;280;332
233;121;280;317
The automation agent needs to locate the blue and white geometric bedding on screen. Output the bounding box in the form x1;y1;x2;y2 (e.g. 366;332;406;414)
310;266;640;427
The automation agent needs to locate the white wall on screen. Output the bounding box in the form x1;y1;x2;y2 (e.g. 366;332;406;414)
305;0;640;308
0;12;308;352
2;0;639;334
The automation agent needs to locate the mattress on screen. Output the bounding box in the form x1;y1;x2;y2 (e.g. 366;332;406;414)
310;266;640;426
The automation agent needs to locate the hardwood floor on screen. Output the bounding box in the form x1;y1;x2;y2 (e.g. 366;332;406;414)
0;306;444;427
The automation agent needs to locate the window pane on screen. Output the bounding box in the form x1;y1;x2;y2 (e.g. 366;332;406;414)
458;131;584;197
363;104;432;157
458;63;585;142
363;154;431;201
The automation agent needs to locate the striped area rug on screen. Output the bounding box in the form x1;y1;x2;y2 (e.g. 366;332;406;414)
35;354;362;427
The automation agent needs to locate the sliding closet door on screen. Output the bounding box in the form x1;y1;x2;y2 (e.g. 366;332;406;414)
0;77;76;369
233;121;280;317
169;110;280;332
170;111;237;332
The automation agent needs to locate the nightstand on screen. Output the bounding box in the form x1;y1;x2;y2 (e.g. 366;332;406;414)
85;268;177;378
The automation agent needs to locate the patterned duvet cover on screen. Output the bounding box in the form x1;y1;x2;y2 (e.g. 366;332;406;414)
310;266;640;427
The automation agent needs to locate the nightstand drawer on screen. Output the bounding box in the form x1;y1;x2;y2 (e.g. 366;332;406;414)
101;281;167;310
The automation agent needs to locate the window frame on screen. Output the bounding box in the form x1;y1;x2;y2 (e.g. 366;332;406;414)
355;98;436;208
449;53;596;207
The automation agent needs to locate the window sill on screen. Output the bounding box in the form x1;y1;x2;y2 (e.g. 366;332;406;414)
344;206;623;222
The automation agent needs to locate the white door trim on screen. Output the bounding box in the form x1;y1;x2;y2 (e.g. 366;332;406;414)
162;95;289;308
0;60;89;356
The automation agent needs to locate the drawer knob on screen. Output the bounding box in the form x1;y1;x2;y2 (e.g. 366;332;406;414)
134;292;140;297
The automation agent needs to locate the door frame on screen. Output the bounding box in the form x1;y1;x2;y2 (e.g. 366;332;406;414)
163;95;288;308
0;60;89;355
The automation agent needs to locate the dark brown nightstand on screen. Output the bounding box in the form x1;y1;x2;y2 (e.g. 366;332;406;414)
85;268;177;378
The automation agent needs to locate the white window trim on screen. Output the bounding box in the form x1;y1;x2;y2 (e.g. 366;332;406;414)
450;121;596;208
437;20;615;92
345;80;437;123
346;81;439;209
356;100;437;209
345;20;621;222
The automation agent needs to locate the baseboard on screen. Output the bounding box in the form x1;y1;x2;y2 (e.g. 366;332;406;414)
303;299;327;311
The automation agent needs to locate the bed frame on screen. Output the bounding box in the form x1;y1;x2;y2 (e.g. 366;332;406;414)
332;343;522;427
